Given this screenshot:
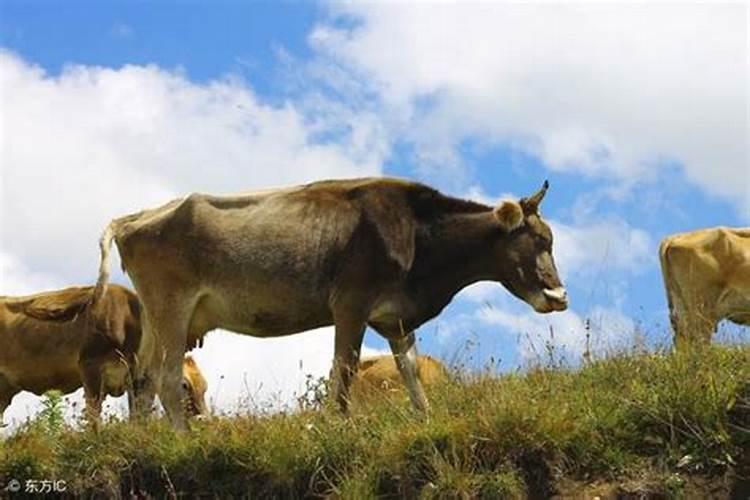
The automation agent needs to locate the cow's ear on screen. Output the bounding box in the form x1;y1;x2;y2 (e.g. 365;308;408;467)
494;200;524;232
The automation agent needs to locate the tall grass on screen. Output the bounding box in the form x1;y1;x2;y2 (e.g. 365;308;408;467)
0;345;748;498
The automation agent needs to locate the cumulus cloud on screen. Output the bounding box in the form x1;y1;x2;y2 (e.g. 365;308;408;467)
0;50;384;283
552;218;653;281
312;3;748;216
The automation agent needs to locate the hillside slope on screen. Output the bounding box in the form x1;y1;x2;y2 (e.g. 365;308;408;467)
1;345;748;498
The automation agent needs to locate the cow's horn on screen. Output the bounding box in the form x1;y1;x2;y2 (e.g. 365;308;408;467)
522;180;549;213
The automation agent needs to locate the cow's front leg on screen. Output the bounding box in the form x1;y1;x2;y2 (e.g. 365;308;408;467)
158;352;190;431
331;314;367;414
128;372;157;420
672;306;716;351
80;362;104;429
84;394;103;429
389;331;429;413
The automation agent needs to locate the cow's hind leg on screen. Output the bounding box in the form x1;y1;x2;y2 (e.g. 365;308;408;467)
389;331;429;413
0;374;18;426
127;313;159;420
143;303;193;431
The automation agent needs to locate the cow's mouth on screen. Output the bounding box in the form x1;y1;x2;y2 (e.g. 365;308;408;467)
527;287;568;313
183;397;199;418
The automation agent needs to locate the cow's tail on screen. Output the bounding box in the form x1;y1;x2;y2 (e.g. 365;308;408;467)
659;236;685;343
658;238;674;314
93;210;147;304
92;220;119;305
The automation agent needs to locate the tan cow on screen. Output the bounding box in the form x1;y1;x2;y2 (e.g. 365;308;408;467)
95;177;567;430
0;285;209;426
181;355;209;417
659;227;750;349
351;354;447;401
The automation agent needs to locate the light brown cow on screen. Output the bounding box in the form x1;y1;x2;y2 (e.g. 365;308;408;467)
96;177;567;430
351;354;447;401
0;285;209;426
659;227;750;349
181;355;209;417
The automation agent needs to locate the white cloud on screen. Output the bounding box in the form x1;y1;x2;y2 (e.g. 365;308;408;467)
190;329;388;414
0;50;384;283
551;218;653;281
463;185;516;207
0;252;63;295
312;3;748;216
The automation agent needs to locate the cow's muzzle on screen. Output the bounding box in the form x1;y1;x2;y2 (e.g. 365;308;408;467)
543;287;568;310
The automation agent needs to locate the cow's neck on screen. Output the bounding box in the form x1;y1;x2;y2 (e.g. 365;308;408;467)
408;211;501;323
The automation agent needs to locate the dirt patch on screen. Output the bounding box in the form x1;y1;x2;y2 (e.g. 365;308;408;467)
554;472;748;500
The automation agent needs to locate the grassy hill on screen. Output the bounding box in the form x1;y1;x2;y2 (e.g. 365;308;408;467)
1;344;748;498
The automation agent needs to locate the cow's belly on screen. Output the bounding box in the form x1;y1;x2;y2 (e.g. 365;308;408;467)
718;286;750;326
367;294;421;336
193;284;334;338
3;359;81;396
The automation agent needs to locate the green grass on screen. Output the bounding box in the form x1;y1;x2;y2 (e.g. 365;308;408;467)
1;345;748;498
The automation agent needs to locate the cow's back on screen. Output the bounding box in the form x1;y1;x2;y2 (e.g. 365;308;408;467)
661;227;750;284
117;178;420;280
0;287;95;394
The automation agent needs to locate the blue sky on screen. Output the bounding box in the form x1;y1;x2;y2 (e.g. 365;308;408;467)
1;2;747;419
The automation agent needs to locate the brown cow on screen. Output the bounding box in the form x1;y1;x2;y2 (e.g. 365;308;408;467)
0;284;208;426
659;227;750;349
95;177;567;430
351;354;447;401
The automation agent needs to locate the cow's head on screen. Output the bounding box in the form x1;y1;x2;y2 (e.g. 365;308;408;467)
492;181;567;313
182;355;210;418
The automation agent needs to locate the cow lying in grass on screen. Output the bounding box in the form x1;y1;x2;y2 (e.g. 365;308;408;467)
351;354;447;402
0;284;208;426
